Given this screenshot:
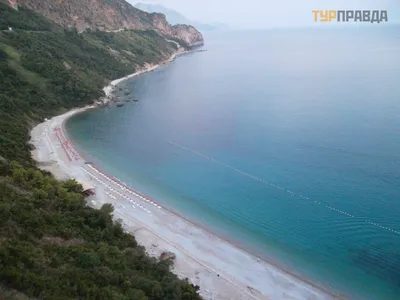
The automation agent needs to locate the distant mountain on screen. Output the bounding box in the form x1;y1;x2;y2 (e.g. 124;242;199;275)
134;2;229;31
135;3;188;25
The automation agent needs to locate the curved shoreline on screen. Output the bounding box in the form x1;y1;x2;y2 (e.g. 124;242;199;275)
76;154;345;299
64;120;345;300
31;50;345;300
64;112;344;299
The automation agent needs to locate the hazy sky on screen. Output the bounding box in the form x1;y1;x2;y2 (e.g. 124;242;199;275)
129;0;400;28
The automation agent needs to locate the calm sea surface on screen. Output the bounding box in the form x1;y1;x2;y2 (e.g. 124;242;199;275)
67;27;400;299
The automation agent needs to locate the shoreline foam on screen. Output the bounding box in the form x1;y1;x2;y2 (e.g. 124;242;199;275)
30;49;343;300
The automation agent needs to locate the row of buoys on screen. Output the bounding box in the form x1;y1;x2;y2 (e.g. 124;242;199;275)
366;220;400;234
325;205;354;218
168;141;400;236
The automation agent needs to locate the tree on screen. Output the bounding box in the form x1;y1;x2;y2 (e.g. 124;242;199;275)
0;4;202;299
100;203;114;216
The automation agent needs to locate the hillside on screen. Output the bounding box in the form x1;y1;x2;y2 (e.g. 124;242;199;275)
0;0;203;46
0;3;181;162
134;2;229;31
0;2;202;299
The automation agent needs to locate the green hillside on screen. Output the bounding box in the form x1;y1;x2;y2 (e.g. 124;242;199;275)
0;4;179;162
0;3;201;299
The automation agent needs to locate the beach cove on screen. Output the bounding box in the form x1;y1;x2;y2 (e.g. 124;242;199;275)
29;44;341;299
64;28;400;300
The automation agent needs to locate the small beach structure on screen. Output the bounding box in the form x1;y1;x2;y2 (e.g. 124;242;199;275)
81;181;95;196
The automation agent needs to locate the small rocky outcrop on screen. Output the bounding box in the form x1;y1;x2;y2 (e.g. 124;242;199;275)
171;24;204;47
159;251;176;261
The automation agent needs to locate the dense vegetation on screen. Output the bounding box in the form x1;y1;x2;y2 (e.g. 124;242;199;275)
0;3;201;299
0;3;178;162
0;161;201;299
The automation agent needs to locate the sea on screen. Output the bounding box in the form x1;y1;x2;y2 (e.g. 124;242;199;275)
66;26;400;299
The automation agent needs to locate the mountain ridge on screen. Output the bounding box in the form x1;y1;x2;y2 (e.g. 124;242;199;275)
134;2;229;31
0;0;204;47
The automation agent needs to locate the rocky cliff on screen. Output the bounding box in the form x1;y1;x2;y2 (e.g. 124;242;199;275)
1;0;203;47
171;24;204;47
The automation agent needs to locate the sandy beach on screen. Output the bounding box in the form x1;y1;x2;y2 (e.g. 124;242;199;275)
30;51;341;300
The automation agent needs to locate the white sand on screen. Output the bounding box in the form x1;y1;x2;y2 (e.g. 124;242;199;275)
30;52;342;300
103;50;185;99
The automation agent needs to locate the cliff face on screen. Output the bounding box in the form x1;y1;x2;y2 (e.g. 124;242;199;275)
2;0;203;47
171;24;204;47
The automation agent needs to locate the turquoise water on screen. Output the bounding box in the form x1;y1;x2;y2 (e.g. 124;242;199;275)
67;27;400;299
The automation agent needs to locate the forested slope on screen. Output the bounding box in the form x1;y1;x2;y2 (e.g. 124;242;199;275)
0;3;202;299
0;3;177;162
